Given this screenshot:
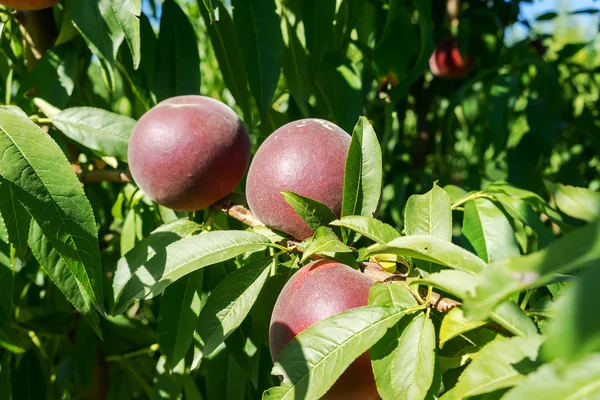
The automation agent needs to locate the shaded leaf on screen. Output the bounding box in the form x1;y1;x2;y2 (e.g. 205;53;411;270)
159;270;203;368
232;0;283;117
11;351;46;400
155;0;201;102
108;0;142;69
0;179;30;259
281;191;337;234
300;0;336;74
29;221;102;337
196;258;271;357
282;17;311;116
439;308;485;347
52;107;136;163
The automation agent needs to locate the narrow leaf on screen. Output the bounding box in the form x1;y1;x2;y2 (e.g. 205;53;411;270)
196;258;271;357
11;351;46;400
282;191;337;234
301;0;336;74
155;0;200;101
341;117;383;219
330;216;400;244
550;182;600;222
0;110;104;314
52;107;136;162
29;221;102;337
0;179;30;259
462;198;520;263
108;0;142;69
113;231;270;312
282;17;311;116
439;308;485;347
200;4;251;119
158;270;204;368
232;0;283;116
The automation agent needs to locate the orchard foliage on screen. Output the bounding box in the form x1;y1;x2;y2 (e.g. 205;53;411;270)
0;0;599;399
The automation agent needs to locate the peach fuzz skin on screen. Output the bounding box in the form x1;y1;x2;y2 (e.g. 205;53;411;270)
128;95;250;211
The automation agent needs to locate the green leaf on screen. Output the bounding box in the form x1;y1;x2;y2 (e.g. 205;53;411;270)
493;193;554;248
282;17;311;116
11;351;46;400
301;226;352;262
405;182;452;241
0;242;11;324
444;185;469;205
196;258;271;358
158;270;204;368
200;4;251;120
18;44;77;109
0;327;28;354
440;335;544;399
155;0;201;102
113;231;270;312
0;110;104;314
542;265;600;362
502;355;600;400
108;0;142;69
414;271;538;337
281;191;338;234
462;198;520;263
330;216;400;244
232;0;283;117
549;182;600;222
52;107;136;163
29;221;102;338
73;322;97;395
464;219;600;321
367;235;486;274
372;312;435;400
439;308;485;347
341;117;383;220
0;353;12;396
264;305;404;400
300;0;336;74
373;1;416;78
0;179;30;259
69;0;118;90
112;219;203;315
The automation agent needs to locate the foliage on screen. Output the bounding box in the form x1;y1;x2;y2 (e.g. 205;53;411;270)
0;0;599;399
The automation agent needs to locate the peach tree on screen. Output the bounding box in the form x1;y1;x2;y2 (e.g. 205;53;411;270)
0;0;599;399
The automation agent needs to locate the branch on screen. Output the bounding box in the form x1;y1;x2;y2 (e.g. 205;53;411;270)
211;198;263;228
72;165;132;184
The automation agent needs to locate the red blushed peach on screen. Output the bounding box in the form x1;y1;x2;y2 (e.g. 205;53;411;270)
0;0;59;10
269;260;380;400
128;95;250;211
429;38;474;80
246;119;351;240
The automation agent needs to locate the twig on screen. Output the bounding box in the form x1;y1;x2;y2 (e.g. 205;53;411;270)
72;165;132;184
211;198;263;228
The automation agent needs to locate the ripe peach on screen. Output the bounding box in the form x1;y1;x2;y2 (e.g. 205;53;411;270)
429;38;474;80
246;119;350;240
0;0;59;10
269;260;380;400
128;95;250;211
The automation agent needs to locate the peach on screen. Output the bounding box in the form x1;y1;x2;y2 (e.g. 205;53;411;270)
429;38;474;80
0;0;59;10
